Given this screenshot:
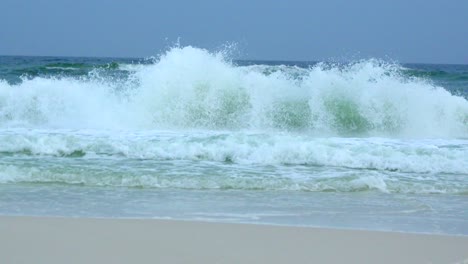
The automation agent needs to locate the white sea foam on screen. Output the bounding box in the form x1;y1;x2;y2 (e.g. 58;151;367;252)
0;46;466;137
1;130;467;174
1;47;467;193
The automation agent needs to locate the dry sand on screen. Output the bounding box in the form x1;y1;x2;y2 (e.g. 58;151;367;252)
1;216;467;264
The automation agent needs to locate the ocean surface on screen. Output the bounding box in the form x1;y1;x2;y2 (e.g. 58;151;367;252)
1;47;467;235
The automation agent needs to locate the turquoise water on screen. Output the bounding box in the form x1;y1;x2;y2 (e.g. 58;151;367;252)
1;47;467;235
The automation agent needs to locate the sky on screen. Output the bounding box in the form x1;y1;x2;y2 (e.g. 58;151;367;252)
0;0;467;64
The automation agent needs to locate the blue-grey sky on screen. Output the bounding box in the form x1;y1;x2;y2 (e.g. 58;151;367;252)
1;0;467;63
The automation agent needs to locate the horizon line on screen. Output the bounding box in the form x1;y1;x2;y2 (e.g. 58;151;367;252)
0;53;466;66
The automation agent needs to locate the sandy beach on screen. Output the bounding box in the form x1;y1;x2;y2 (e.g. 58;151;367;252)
1;216;467;264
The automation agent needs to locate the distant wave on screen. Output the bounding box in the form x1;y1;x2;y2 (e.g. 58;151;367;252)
0;46;467;137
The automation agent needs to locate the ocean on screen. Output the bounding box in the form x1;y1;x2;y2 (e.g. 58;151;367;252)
1;46;467;235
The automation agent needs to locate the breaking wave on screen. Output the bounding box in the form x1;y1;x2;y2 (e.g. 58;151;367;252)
1;46;467;137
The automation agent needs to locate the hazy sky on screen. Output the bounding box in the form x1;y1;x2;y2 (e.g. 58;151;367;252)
1;0;467;63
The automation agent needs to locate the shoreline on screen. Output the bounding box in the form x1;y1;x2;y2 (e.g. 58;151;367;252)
2;216;468;264
3;213;468;237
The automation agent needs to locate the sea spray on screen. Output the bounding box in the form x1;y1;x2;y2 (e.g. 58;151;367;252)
1;51;468;235
0;47;468;192
0;46;467;137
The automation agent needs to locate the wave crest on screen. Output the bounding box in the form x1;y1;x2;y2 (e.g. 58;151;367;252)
1;46;467;137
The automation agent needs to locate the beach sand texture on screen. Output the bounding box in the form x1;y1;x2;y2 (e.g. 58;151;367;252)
1;216;467;264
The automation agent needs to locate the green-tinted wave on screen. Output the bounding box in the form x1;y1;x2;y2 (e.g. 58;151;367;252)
403;68;468;81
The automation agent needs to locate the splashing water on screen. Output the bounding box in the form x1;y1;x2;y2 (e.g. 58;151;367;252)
1;46;468;191
1;46;467;137
1;47;468;234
